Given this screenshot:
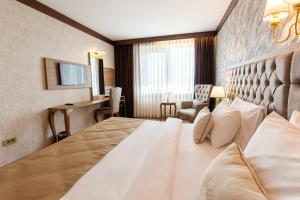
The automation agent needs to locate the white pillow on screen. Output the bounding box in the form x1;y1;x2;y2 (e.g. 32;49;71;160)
196;143;270;200
245;112;300;200
193;107;213;143
231;97;267;149
289;110;300;129
210;101;241;148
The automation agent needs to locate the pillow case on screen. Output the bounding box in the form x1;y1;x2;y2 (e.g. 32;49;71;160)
231;97;267;149
245;112;300;200
289;110;300;129
210;101;241;148
193;107;213;143
196;143;270;200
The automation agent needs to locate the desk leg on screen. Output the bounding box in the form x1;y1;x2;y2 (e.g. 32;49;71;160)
94;110;99;123
63;110;73;137
48;110;57;142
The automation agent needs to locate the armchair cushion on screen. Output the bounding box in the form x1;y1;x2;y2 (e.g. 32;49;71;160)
192;99;206;109
181;101;193;109
177;108;196;122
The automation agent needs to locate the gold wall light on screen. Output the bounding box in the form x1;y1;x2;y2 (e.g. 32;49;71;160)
90;50;107;59
264;0;300;43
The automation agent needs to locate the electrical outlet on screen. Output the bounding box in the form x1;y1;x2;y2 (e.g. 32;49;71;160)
2;137;17;147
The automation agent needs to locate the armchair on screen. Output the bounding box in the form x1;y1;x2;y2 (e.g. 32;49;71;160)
177;84;213;122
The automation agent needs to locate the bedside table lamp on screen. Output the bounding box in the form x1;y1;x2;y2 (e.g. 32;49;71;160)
210;86;225;105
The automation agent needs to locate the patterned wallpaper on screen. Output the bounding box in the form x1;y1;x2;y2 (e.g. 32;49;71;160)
216;0;300;85
0;0;114;166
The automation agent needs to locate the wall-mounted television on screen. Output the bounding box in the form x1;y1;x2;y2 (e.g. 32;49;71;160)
59;63;88;86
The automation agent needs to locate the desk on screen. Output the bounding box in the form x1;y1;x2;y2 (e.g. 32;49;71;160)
48;96;125;142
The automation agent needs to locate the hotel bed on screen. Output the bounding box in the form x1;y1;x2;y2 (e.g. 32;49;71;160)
60;119;224;200
1;48;300;200
0;117;223;200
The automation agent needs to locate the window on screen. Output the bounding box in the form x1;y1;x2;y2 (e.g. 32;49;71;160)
134;39;195;118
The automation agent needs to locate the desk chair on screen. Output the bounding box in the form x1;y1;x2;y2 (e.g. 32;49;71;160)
94;87;122;123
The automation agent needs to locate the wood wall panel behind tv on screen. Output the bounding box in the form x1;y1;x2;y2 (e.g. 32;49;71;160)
104;68;115;86
44;58;92;90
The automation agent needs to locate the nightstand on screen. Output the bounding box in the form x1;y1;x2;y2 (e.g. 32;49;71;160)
160;102;177;120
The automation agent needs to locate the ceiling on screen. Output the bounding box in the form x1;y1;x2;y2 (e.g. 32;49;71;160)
37;0;232;41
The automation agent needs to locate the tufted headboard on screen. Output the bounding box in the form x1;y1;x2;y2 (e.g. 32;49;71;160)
226;49;300;119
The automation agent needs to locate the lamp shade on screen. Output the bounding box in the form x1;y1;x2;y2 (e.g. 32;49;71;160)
210;86;225;98
263;0;289;22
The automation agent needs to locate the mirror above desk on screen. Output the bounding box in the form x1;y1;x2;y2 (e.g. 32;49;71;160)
89;52;105;98
89;51;115;100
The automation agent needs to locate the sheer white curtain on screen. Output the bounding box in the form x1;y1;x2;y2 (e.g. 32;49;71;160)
134;39;195;118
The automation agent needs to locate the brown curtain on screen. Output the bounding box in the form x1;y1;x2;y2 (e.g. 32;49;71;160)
194;36;215;85
98;59;105;95
115;44;134;117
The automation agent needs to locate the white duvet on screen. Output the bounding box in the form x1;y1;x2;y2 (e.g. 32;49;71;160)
60;118;222;200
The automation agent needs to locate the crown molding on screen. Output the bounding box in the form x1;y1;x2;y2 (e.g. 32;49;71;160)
114;31;217;45
17;0;114;45
216;0;239;32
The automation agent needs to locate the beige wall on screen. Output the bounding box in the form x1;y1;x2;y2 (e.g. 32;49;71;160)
0;0;114;166
216;0;300;85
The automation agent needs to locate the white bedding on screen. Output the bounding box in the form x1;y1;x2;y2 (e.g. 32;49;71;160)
172;124;225;200
60;118;223;200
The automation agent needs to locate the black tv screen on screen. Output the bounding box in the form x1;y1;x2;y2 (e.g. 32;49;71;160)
59;63;88;86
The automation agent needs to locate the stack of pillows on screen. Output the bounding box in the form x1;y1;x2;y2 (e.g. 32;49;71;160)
193;97;266;149
193;97;300;199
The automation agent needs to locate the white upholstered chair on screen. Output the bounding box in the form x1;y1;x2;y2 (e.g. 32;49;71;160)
94;87;122;123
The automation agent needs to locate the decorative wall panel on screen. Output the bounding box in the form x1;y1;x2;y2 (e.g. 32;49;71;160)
216;0;300;85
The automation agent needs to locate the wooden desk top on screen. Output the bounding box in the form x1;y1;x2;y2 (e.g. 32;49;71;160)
49;97;110;111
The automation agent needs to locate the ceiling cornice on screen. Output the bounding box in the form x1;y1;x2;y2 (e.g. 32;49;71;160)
16;0;114;45
114;31;217;45
216;0;239;32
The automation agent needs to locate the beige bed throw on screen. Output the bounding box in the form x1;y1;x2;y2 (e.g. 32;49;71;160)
0;117;143;200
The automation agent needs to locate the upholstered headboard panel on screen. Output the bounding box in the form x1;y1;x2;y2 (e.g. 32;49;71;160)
226;49;300;119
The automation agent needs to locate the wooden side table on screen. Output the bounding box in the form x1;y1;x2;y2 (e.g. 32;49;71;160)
160;102;177;120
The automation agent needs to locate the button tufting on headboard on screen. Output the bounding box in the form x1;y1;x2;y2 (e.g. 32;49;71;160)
226;51;295;119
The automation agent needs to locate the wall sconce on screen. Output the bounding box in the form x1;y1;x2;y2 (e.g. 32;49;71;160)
91;50;106;58
264;0;300;43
